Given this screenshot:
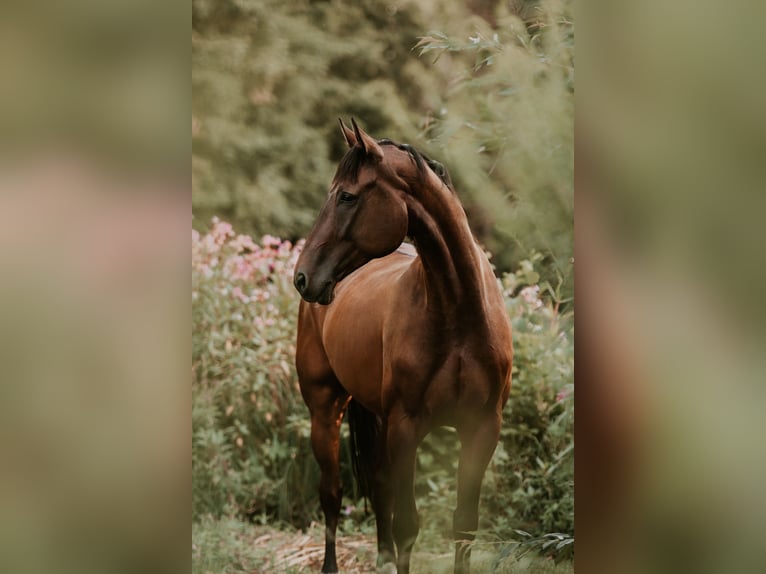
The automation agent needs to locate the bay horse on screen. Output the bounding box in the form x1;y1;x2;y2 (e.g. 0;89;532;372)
293;119;512;574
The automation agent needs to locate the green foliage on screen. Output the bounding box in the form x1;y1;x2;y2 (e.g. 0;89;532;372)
192;0;441;239
192;221;573;559
492;262;574;537
416;0;574;298
191;220;317;524
192;516;574;573
490;531;575;569
192;1;574;295
192;515;270;573
192;221;366;526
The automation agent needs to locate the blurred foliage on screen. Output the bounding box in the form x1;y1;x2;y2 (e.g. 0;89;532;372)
192;0;573;298
192;0;440;238
192;222;573;556
417;0;574;298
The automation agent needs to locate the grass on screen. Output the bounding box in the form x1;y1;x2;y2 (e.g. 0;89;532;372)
192;515;573;574
193;516;270;573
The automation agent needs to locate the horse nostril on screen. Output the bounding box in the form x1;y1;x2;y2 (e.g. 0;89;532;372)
294;271;307;294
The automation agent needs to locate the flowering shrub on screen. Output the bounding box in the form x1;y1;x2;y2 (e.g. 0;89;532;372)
494;261;574;540
192;219;316;524
192;219;573;551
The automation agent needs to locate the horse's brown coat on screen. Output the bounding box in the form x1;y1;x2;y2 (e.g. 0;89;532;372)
294;119;512;574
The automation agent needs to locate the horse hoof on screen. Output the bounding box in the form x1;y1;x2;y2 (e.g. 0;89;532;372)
377;563;397;574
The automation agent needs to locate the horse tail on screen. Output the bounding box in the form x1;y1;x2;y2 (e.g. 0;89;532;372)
346;398;382;506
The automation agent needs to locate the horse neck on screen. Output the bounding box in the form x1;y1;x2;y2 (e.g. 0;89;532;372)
404;171;489;320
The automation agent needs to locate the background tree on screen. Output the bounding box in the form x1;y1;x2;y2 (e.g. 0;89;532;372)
192;0;573;298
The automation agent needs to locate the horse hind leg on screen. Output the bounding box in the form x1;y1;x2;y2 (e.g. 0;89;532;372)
387;409;425;574
305;376;349;574
453;412;502;574
345;399;396;573
370;423;395;572
372;471;396;574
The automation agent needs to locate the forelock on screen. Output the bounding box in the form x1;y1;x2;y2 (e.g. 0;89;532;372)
332;138;454;192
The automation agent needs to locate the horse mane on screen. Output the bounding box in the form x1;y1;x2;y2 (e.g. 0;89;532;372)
333;144;368;185
333;137;454;192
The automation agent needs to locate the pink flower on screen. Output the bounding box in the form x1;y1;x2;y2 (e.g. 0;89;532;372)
198;263;213;278
231;286;249;303
231;234;257;253
229;256;254;281
202;233;219;253
519;286;542;309
253;316;276;329
210;218;235;244
262;234;282;248
253;289;270;302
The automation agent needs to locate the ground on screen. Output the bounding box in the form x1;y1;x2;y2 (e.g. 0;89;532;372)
192;517;574;573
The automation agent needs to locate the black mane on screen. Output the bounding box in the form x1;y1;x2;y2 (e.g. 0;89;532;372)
333;138;454;191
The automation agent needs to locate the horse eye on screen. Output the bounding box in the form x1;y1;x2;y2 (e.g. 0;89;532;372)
338;191;357;204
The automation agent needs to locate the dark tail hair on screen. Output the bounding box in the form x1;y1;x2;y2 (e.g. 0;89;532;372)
346;398;382;505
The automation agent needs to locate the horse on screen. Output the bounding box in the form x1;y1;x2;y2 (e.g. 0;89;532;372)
293;119;513;574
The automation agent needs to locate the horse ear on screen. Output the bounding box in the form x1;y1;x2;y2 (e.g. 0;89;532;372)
351;118;384;161
338;118;357;148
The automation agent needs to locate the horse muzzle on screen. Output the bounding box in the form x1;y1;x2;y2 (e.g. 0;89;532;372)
294;271;335;305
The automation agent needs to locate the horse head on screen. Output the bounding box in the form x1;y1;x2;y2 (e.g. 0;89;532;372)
293;119;409;304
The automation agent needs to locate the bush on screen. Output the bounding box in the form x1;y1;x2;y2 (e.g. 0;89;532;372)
416;0;574;300
192;0;445;241
493;260;574;537
192;219;317;524
192;220;573;552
